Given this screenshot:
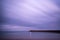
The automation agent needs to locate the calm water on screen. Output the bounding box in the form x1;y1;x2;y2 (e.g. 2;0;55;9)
0;31;60;40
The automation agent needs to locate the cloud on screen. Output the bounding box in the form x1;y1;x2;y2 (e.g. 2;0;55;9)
1;25;39;31
1;0;59;30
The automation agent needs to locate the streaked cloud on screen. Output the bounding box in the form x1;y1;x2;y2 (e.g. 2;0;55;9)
1;0;60;30
1;25;39;31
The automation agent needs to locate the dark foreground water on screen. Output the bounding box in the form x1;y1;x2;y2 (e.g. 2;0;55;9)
0;31;60;40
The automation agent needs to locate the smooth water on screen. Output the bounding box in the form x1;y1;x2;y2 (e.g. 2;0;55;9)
0;31;60;39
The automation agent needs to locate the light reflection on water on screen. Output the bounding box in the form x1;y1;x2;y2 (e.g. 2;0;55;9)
1;31;60;39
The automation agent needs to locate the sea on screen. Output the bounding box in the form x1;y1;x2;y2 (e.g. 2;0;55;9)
0;31;60;40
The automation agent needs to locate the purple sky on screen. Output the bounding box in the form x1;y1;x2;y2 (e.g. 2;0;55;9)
1;0;60;31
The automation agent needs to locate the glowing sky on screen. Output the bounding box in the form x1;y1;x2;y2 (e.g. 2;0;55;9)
1;0;60;31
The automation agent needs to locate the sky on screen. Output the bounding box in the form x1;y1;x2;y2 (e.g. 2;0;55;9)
1;0;60;31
